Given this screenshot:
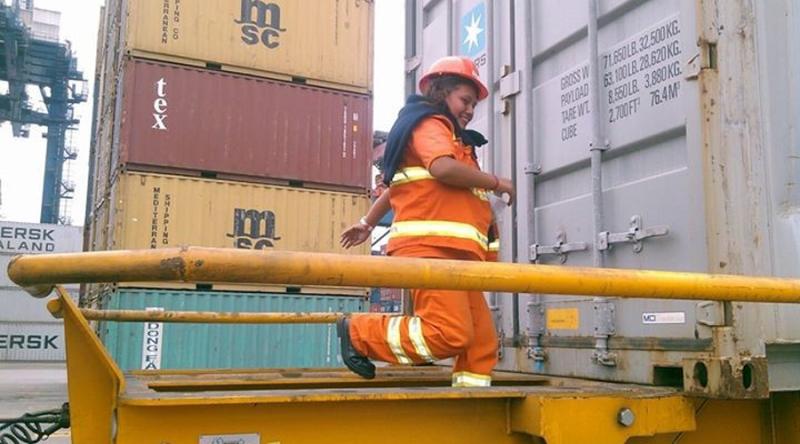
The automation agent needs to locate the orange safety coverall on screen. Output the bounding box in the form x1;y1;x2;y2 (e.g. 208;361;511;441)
349;115;498;387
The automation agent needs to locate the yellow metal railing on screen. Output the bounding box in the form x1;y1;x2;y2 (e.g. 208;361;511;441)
8;247;799;444
8;246;800;305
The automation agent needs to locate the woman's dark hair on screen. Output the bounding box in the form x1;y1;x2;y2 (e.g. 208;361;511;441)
424;75;478;106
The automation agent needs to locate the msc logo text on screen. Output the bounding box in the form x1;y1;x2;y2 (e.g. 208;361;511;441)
226;208;282;249
235;0;287;49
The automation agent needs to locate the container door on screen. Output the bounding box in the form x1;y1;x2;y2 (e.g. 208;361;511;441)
514;0;715;384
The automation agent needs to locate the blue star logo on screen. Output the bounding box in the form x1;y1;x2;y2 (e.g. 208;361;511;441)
460;3;486;57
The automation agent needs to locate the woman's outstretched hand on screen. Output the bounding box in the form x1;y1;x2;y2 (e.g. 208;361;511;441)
340;223;372;249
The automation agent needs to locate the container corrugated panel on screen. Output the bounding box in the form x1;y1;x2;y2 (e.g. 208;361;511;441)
99;289;365;370
115;0;373;93
90;107;115;213
0;322;65;361
84;6;107;230
106;172;369;254
0;288;79;322
408;0;800;392
111;58;371;192
0;222;83;288
90;171;369;295
88;197;109;253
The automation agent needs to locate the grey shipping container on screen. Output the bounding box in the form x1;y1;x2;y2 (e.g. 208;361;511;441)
99;289;366;371
406;0;799;398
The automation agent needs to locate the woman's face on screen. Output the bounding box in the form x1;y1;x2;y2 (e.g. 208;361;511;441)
445;84;478;129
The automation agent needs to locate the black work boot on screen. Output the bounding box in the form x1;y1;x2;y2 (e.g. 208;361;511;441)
336;316;376;379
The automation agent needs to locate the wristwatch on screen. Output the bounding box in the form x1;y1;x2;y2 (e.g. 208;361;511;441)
359;216;374;232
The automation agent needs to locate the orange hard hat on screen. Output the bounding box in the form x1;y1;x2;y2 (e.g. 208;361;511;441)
418;56;489;101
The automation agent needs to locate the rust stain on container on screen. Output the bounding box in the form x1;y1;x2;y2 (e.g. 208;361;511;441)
117;0;373;93
111;58;371;192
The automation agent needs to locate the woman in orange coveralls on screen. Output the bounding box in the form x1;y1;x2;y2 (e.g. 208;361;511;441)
339;56;514;387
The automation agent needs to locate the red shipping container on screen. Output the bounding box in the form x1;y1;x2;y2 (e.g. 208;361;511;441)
381;288;403;301
112;58;372;191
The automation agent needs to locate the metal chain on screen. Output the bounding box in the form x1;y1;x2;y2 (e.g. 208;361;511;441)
0;403;69;444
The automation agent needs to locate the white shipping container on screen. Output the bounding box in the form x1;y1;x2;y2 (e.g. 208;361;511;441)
0;221;82;257
0;222;82;332
0;288;79;322
406;0;799;398
0;322;65;361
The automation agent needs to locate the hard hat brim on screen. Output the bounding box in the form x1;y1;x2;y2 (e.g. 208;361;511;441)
419;72;489;101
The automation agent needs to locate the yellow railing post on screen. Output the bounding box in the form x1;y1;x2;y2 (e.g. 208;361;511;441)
49;287;125;444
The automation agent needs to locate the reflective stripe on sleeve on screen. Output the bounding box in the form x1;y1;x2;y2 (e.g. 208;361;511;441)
472;188;490;201
488;240;499;252
391;168;490;201
408;317;438;363
451;371;492;387
387;316;412;364
391;167;433;186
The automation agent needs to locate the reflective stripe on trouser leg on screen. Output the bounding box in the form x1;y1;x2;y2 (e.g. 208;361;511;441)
409;288;474;359
387;316;412;364
352;288;485;367
408;316;438;363
349;314;432;366
452;371;492;387
451;291;498;387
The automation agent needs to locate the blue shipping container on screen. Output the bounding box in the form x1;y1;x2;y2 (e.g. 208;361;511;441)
99;289;365;371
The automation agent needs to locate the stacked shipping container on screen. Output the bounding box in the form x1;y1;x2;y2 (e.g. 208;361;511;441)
86;0;375;369
407;0;800;397
0;222;82;362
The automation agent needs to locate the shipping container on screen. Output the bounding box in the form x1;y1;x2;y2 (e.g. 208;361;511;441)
0;222;82;356
88;106;115;213
0;288;78;323
87;172;369;295
85;5;109;228
0;322;66;361
103;0;373;93
98;288;365;370
378;299;402;314
102;172;369;254
102;58;371;192
407;0;800;397
0;221;82;261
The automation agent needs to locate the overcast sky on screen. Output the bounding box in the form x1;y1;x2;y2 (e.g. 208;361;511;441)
0;0;405;227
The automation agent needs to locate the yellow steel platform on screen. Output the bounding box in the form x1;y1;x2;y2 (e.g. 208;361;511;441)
52;286;697;444
6;249;799;444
